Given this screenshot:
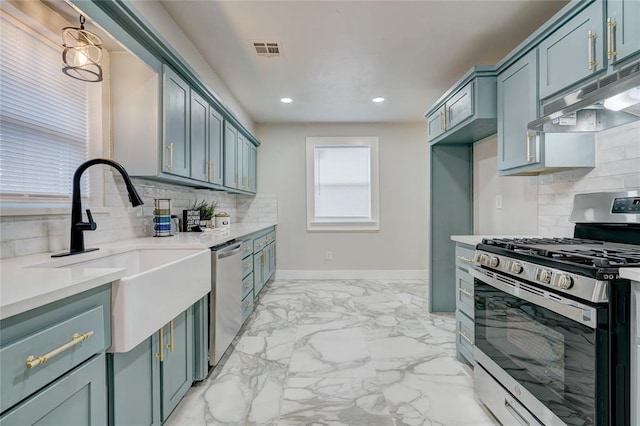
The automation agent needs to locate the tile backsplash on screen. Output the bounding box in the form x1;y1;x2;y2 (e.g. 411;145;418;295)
0;174;277;259
538;120;640;236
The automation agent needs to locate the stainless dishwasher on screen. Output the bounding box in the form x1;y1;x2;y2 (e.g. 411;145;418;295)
209;240;242;366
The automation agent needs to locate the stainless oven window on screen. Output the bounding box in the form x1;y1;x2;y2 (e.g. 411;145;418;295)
475;280;607;425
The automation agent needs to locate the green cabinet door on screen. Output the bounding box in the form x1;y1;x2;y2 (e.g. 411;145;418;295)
253;251;264;298
539;1;605;99
208;107;224;185
426;105;446;142
446;82;473;129
248;144;257;193
163;66;191;177
161;308;193;422
608;0;640;64
224;122;238;189
0;354;107;426
190;91;208;182
236;133;249;191
109;335;161;426
497;50;539;171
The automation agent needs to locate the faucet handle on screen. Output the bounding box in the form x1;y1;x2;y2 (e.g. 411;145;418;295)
85;209;96;228
75;209;97;231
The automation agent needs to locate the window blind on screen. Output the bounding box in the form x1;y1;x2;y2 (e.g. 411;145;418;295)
314;145;371;220
0;13;89;200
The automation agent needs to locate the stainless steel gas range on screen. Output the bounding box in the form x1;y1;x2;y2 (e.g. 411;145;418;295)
471;190;640;426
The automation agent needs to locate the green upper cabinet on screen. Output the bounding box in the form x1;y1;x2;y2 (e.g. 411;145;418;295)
190;91;208;182
539;1;605;99
424;66;497;145
607;0;640;64
238;134;251;192
224;122;239;189
498;50;539;171
426;105;447;141
163;66;191;178
207;107;224;186
249;144;257;193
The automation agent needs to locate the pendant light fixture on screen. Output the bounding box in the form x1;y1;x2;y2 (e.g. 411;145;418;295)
61;15;103;82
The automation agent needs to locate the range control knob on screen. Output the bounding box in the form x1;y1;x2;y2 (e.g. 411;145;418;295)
538;269;552;284
557;274;573;289
509;262;524;274
479;254;489;266
488;256;500;268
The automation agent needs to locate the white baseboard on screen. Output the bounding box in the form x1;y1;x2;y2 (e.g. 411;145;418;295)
275;269;428;280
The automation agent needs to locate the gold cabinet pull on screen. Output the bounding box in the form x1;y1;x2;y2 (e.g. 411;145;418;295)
459;330;474;345
526;132;535;162
25;331;94;369
456;255;474;264
166;320;174;352
607;17;617;60
459;287;474;298
439;110;446;131
588;30;599;70
155;326;164;362
165;143;174;171
209;161;216;181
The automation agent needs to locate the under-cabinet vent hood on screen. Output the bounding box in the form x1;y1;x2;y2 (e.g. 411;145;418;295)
529;60;640;133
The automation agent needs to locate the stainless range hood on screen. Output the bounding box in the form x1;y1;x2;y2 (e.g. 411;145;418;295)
528;60;640;133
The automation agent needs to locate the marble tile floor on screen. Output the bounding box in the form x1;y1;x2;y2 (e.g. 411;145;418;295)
165;279;498;426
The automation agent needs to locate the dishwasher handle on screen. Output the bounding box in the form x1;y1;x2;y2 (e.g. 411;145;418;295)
213;241;242;259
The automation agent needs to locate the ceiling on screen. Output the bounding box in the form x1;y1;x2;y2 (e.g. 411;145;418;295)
168;1;568;123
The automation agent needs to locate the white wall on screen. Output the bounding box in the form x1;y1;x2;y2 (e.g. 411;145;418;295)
473;120;640;236
256;122;428;278
473;135;539;235
126;1;255;133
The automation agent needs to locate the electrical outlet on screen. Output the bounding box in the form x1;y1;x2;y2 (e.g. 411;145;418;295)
495;194;503;210
325;250;333;261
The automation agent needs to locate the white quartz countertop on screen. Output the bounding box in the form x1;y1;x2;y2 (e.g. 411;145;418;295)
620;268;640;282
0;223;276;320
450;235;542;246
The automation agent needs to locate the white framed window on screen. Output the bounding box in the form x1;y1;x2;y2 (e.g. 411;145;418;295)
0;10;97;211
306;136;380;231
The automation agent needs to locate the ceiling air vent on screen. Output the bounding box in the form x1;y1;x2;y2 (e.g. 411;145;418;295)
253;42;281;58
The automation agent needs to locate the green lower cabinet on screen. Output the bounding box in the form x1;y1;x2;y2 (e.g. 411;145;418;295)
0;354;107;426
109;305;197;425
161;309;193;422
109;335;161;426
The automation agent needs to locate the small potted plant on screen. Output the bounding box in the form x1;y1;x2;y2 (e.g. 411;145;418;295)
191;199;218;228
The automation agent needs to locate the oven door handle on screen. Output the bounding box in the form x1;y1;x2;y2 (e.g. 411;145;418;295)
470;267;598;329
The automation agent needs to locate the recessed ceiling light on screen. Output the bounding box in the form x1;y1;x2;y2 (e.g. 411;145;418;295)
280;97;293;103
372;97;385;103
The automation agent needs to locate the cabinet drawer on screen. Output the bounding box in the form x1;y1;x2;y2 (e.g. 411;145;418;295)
447;82;473;129
456;311;475;364
242;273;254;299
241;292;254;323
456;273;474;319
253;236;267;252
242;256;254;278
241;239;254;259
455;244;476;270
0;306;106;413
0;353;107;425
266;231;276;245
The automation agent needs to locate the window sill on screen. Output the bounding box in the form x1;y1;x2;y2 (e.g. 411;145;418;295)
307;220;380;232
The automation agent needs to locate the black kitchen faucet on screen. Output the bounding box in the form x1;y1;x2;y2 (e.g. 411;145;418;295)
52;158;143;257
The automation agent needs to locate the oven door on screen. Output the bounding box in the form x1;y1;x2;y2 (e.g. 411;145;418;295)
471;267;609;426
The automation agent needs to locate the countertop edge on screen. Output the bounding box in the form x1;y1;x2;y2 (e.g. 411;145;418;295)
0;223;277;320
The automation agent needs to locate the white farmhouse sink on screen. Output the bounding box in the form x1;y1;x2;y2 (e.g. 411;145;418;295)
32;248;211;352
